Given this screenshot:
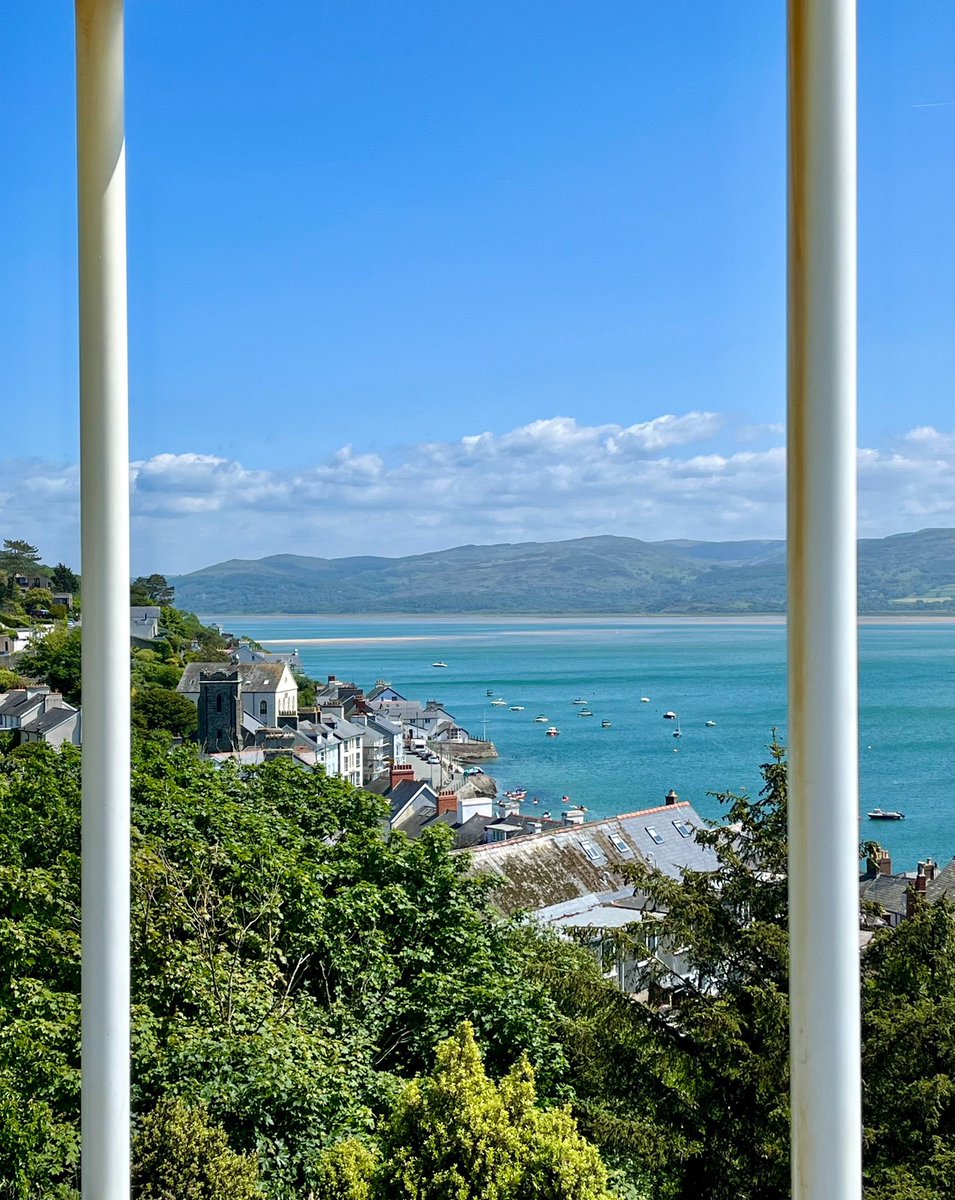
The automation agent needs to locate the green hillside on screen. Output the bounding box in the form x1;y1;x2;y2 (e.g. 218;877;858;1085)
170;528;955;615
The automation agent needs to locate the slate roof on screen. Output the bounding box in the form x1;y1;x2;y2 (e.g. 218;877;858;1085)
317;712;366;741
927;859;955;904
466;801;715;917
371;699;427;722
130;606;161;621
177;662;291;693
859;871;911;921
21;705;77;735
0;691;47;719
388;779;437;823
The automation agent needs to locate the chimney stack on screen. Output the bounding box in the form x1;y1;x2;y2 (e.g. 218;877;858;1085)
437;789;457;817
876;849;893;877
390;763;416;790
665;789;679;807
923;859;938;883
906;864;929;920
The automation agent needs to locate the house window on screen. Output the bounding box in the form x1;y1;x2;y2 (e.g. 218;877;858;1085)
259;700;267;716
216;694;222;713
579;838;604;863
645;826;664;845
608;832;633;857
673;820;693;838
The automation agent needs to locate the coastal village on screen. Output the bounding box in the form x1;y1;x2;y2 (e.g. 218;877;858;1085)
2;559;951;1000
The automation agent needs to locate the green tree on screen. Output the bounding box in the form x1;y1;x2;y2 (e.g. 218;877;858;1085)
861;900;955;1200
132;686;198;738
131;575;175;607
0;669;25;691
317;1023;614;1200
0;744;568;1197
0;539;40;578
23;588;54;614
132;1096;262;1199
518;742;792;1200
16;627;83;702
49;564;80;595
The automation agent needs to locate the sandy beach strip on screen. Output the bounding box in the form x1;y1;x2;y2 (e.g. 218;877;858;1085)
252;612;955;647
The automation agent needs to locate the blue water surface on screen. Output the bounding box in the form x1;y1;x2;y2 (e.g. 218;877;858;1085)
202;614;955;870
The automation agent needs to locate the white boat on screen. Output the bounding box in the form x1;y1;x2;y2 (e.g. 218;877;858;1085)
868;808;905;821
705;720;716;728
545;727;560;736
491;698;507;706
641;697;651;703
579;709;594;717
534;715;549;723
432;661;448;668
509;705;525;712
571;698;587;705
663;711;677;720
601;719;612;728
673;730;682;738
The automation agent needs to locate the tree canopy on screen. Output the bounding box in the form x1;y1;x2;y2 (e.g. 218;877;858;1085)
0;743;575;1198
131;574;175;607
313;1021;614;1200
0;538;40;577
3;731;955;1200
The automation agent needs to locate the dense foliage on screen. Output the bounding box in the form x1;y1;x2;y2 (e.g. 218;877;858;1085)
313;1022;614;1200
16;625;83;703
0;743;573;1198
3;731;955;1198
132;1097;262;1199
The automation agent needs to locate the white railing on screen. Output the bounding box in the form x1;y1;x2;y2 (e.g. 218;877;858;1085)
787;2;861;1198
76;0;131;1196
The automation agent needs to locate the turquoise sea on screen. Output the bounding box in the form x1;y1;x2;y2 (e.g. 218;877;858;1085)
202;615;955;870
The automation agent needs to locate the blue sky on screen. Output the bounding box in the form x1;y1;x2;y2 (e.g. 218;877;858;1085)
3;2;954;572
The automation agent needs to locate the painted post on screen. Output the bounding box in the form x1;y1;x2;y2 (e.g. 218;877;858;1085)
75;0;131;1195
787;2;861;1199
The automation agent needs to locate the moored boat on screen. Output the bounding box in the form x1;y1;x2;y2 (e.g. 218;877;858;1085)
491;698;507;706
601;719;612;728
432;661;448;668
545;726;560;736
534;715;548;723
868;808;905;821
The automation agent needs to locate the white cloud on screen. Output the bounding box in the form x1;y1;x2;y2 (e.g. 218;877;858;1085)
4;416;955;574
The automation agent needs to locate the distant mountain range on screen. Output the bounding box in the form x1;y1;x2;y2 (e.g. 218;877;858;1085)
171;528;955;615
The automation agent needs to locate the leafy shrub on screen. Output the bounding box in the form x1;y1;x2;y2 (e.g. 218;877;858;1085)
132;1096;261;1199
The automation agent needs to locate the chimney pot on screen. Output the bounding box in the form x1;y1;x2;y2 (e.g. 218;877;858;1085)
877;850;893;876
665;789;679;806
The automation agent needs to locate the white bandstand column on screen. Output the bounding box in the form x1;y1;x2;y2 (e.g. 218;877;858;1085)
787;2;861;1198
75;0;131;1195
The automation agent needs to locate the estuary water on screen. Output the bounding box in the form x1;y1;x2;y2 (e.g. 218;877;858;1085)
202;614;955;870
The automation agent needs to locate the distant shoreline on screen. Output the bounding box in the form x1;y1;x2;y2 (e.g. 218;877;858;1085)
200;611;955;629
